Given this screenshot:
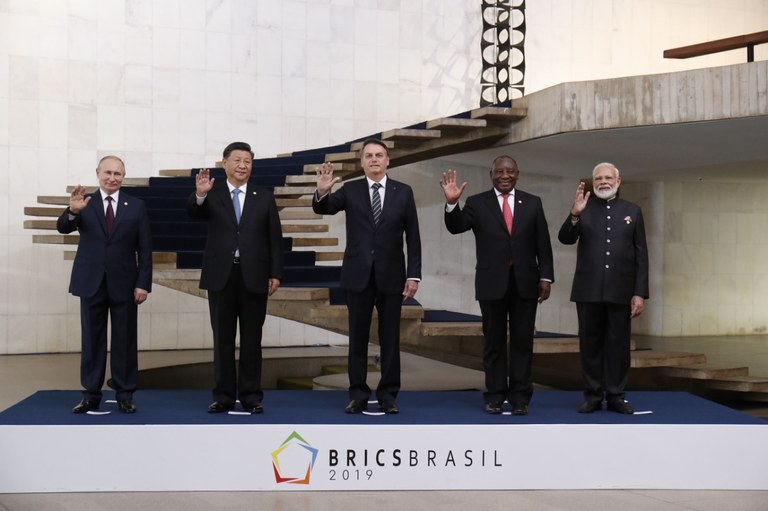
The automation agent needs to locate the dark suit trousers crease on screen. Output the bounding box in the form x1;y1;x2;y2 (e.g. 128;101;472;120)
576;302;631;402
79;276;138;401
478;270;537;405
345;267;402;404
207;263;267;405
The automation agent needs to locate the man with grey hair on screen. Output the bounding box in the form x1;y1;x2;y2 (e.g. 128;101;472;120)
558;162;649;414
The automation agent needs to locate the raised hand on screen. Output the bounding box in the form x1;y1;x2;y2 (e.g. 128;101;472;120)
316;162;340;196
195;168;215;196
68;185;91;214
440;169;467;205
571;181;590;216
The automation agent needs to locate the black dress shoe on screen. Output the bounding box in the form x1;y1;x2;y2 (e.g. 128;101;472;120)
345;399;367;414
484;402;503;415
242;402;264;414
511;402;528;416
577;400;602;413
117;400;136;414
208;401;235;413
379;402;399;414
72;399;100;414
607;398;635;415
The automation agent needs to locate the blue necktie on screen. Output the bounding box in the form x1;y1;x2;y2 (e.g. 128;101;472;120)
232;188;242;223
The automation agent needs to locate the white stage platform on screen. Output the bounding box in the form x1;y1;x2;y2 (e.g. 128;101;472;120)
1;390;766;492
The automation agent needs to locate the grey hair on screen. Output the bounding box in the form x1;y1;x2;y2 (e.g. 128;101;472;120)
592;162;620;178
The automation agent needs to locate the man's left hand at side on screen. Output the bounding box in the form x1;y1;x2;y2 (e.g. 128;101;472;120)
537;281;551;303
134;288;148;304
402;280;419;301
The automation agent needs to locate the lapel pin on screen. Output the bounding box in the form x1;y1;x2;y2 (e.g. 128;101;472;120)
624;216;632;224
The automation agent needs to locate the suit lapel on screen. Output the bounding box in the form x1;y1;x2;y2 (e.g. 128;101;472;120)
483;190;508;234
216;183;239;226
111;194;131;234
239;187;258;225
378;179;396;226
87;192;109;236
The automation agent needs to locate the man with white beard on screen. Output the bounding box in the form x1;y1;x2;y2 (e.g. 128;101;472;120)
558;163;649;414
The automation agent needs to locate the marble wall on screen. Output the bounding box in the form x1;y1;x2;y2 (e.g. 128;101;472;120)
2;0;768;354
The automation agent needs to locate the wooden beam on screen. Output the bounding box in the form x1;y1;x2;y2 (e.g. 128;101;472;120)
663;30;768;61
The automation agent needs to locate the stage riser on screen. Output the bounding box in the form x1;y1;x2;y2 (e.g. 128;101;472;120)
2;424;767;492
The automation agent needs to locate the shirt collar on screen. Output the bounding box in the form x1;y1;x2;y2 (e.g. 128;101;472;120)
100;189;119;202
494;187;514;198
227;181;247;194
366;175;387;188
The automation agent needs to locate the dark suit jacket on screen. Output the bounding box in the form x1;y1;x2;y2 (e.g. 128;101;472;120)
57;191;153;301
445;188;554;301
312;177;421;294
558;197;649;304
186;181;283;293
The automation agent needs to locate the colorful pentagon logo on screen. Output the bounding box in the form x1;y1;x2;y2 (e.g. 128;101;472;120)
271;431;319;484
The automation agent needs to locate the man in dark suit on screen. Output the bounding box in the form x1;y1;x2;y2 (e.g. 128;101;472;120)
57;155;152;414
313;139;422;414
441;156;554;415
558;162;649;415
187;142;283;414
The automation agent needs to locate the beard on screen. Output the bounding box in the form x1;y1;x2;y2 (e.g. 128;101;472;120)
593;184;618;200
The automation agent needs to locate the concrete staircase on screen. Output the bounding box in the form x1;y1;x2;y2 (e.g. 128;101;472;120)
22;101;768;405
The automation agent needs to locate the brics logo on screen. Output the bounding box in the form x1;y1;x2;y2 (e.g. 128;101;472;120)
271;431;319;485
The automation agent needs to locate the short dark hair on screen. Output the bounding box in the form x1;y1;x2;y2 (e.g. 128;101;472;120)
361;138;388;155
490;155;518;171
223;142;254;159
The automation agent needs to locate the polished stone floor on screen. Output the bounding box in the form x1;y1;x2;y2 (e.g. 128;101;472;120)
1;336;767;510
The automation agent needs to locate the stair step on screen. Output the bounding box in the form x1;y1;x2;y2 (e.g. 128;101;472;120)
273;186;316;196
471;105;527;121
37;196;69;205
276;376;315;390
285;175;320;185
313;251;344;261
322;364;379;375
271;287;330;301
290;237;338;247
426;118;488;130
24;206;65;217
421;321;482;336
24;219;56;230
279;209;321;220
280;224;329;233
380;128;441;142
658;364;751;379
309;304;424;320
324;151;359;163
276;197;312;207
63;250;178;268
630;350;707;368
702;376;768;393
302;163;357;174
33;234;78;245
159;169;193;177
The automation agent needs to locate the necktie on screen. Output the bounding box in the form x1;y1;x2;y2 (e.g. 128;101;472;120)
105;196;115;234
232;188;242;223
371;183;382;224
501;193;513;234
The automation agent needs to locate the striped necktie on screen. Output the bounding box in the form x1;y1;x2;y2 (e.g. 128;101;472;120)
371;183;382;224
